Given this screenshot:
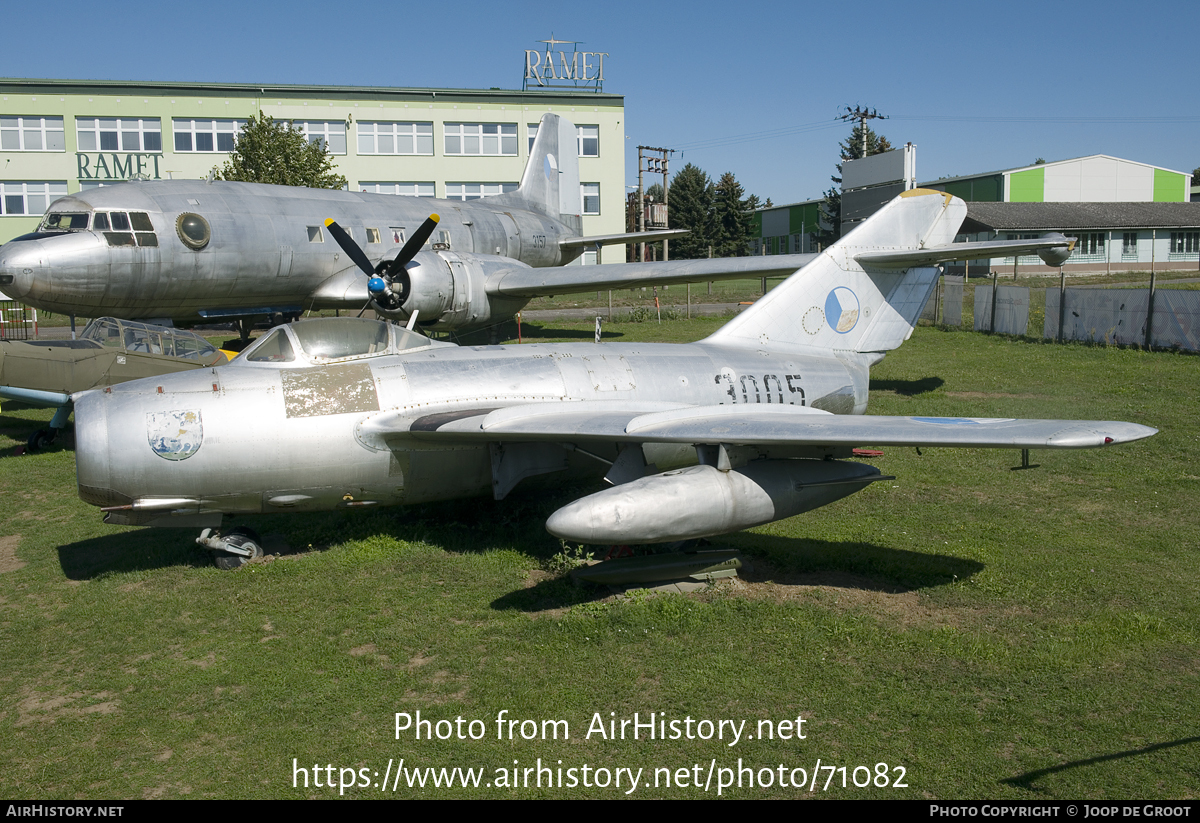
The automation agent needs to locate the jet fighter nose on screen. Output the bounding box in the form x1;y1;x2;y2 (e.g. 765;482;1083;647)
74;390;117;507
0;241;43;301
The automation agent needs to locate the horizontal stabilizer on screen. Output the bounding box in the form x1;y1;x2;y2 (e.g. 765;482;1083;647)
856;234;1075;268
560;229;690;249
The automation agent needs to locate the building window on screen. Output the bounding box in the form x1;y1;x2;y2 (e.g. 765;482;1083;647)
173;119;245;152
1169;231;1199;258
444;123;517;156
1122;232;1139;259
1074;232;1106;259
359;182;435;197
527;123;600;157
297;121;347;155
581;183;600;215
0;181;68;215
76;118;162;152
357;122;433;155
0;116;65;152
577;125;599;157
444;182;518;201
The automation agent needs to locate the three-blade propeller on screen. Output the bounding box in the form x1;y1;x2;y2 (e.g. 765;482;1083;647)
324;214;440;313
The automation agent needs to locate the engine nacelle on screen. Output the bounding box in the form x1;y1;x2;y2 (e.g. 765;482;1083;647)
372;250;532;330
546;459;883;545
1036;232;1074;267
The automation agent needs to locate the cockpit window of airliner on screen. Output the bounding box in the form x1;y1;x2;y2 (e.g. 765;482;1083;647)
40;213;89;232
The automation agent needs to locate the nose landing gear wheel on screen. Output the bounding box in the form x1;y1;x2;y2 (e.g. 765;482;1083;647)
197;526;264;570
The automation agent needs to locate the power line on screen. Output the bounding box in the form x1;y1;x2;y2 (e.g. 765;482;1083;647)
661;112;1200;156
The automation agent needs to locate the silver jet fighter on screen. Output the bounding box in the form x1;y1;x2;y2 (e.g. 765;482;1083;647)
72;189;1154;568
0;114;820;334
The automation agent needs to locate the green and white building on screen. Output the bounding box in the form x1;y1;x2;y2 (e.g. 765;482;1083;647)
924;155;1191;205
752;155;1198;273
923;156;1198;274
0;78;626;256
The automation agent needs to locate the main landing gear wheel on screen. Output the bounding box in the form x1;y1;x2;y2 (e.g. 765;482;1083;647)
197;526;264;570
26;428;57;450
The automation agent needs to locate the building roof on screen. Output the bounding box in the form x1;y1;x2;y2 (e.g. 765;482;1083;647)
962;201;1200;233
0;77;623;104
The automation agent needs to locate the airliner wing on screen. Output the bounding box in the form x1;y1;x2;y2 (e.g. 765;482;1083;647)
488;254;819;298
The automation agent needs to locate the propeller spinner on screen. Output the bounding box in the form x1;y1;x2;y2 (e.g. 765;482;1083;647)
324;214;440;313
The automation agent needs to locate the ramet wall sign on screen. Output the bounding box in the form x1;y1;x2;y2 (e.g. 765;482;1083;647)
77;153;163;181
523;38;607;92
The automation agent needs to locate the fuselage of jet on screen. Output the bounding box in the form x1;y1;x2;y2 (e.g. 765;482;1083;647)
73;317;871;523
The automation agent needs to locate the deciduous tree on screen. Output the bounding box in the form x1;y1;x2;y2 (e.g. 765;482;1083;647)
217;112;347;189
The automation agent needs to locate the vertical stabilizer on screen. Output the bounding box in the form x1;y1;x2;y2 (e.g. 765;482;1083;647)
707;189;967;353
493;113;581;221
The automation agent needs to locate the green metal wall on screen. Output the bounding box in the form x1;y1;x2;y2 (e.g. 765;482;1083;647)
942;175;1003;202
1153;168;1186;202
1007;168;1045;202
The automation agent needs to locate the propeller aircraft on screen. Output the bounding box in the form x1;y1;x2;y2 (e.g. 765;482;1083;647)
0;114;821;337
71;188;1155;569
1;317;226;450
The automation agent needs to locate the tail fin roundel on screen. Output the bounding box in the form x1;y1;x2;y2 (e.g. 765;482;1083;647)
707;189;967;354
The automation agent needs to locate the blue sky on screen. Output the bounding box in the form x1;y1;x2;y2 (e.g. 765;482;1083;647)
6;0;1197;203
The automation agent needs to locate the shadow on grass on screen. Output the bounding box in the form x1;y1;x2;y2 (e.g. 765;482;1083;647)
56;484;984;594
492;534;985;613
58;528;218;579
1001;737;1200;793
868;376;945;396
55;489;585;579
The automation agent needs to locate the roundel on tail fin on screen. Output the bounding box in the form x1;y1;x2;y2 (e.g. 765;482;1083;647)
824;287;860;334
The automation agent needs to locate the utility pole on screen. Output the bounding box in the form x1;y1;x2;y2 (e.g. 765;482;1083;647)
637;145;674;262
837;105;888;157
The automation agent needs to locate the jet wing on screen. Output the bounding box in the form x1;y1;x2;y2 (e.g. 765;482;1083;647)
365;401;1156;450
855;235;1074;268
488;254;819;298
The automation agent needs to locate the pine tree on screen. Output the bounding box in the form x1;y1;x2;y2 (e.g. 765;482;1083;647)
711;171;752;258
666;163;714;259
217;112;347;189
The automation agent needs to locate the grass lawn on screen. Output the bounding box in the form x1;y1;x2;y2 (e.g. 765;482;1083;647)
0;319;1194;799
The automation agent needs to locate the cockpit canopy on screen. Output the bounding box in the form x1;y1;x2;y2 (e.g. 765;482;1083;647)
243;318;441;365
36;210;159;247
80;317;222;364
